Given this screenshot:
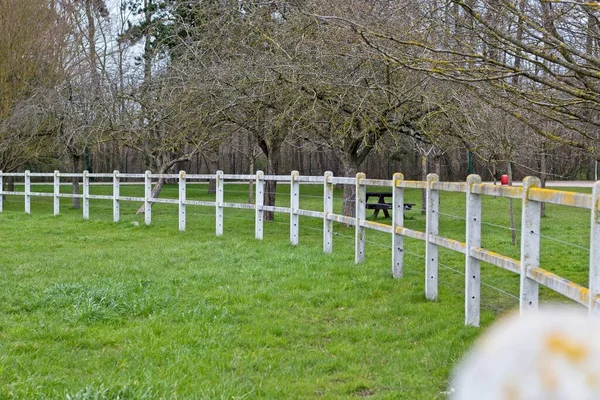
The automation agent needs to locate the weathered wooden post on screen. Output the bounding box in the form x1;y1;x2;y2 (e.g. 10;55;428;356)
178;170;186;232
113;170;120;223
216;170;224;236
290;170;300;245
590;181;600;315
392;173;404;278
0;171;3;212
255;170;264;240
520;176;541;312
83;171;90;220
426;173;439;300
465;174;482;326
144;171;152;225
53;170;60;216
355;172;367;264
323;171;333;253
24;170;31;215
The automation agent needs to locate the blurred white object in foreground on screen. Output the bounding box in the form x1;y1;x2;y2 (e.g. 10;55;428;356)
451;307;600;400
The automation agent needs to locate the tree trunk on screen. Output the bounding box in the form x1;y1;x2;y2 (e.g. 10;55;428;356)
84;0;99;93
7;176;14;192
434;154;441;177
113;141;121;172
507;161;517;245
136;155;168;215
206;155;218;195
72;154;81;209
540;143;548;217
136;176;165;215
341;160;358;218
421;154;427;214
248;156;254;205
264;151;280;221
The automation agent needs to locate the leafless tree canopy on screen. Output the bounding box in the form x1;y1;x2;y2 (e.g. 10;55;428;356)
2;0;599;214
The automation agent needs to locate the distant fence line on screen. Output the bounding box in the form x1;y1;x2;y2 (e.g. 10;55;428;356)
1;170;599;327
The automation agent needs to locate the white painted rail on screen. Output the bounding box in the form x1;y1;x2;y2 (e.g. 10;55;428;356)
1;170;599;327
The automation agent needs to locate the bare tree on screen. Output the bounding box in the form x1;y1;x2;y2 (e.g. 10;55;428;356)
334;0;600;160
0;0;67;173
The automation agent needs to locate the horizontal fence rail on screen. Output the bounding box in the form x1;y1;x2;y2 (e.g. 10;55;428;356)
1;170;599;327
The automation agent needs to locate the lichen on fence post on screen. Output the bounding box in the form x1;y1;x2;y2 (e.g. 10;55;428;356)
53;170;60;216
520;176;542;312
589;181;600;315
323;171;333;254
255;170;264;240
392;172;404;278
290;171;299;245
0;171;3;213
113;170;120;223
144;170;152;225
465;174;482;326
178;170;186;232
83;171;90;220
24;170;30;215
426;173;439;301
355;172;366;264
216;170;224;237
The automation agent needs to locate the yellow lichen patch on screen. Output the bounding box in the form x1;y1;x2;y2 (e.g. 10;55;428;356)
572;283;590;304
545;332;589;363
474;248;520;273
528;267;589;305
539;362;558;390
364;220;393;233
592;295;600;310
434;181;466;192
528;188;592;209
530;267;556;282
503;186;523;198
502;381;520;400
471;184;522;199
587;372;600;388
400;180;427;189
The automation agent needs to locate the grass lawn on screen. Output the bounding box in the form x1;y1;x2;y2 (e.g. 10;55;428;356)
0;182;592;398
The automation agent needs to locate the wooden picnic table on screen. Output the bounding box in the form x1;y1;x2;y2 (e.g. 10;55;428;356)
365;192;415;218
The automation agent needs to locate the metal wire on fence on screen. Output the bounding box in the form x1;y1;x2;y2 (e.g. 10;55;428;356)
2;170;599;327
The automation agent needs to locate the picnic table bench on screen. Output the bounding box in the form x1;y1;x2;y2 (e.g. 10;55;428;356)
365;192;415;218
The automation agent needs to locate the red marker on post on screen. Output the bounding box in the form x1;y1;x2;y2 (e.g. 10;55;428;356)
500;174;509;186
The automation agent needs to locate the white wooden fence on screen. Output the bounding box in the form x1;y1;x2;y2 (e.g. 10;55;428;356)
1;169;599;327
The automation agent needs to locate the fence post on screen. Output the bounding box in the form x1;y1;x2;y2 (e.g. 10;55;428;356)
426;173;439;301
113;170;120;223
590;182;600;315
355;172;367;264
290;170;299;245
144;171;152;225
392;173;405;278
216;170;224;236
323;171;333;253
53;170;60;216
24;170;31;214
179;170;186;232
255;170;264;240
0;171;3;213
465;174;482;326
520;176;541;312
83;171;90;220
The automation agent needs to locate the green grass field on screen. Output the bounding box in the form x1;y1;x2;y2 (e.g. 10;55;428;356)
0;182;592;398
